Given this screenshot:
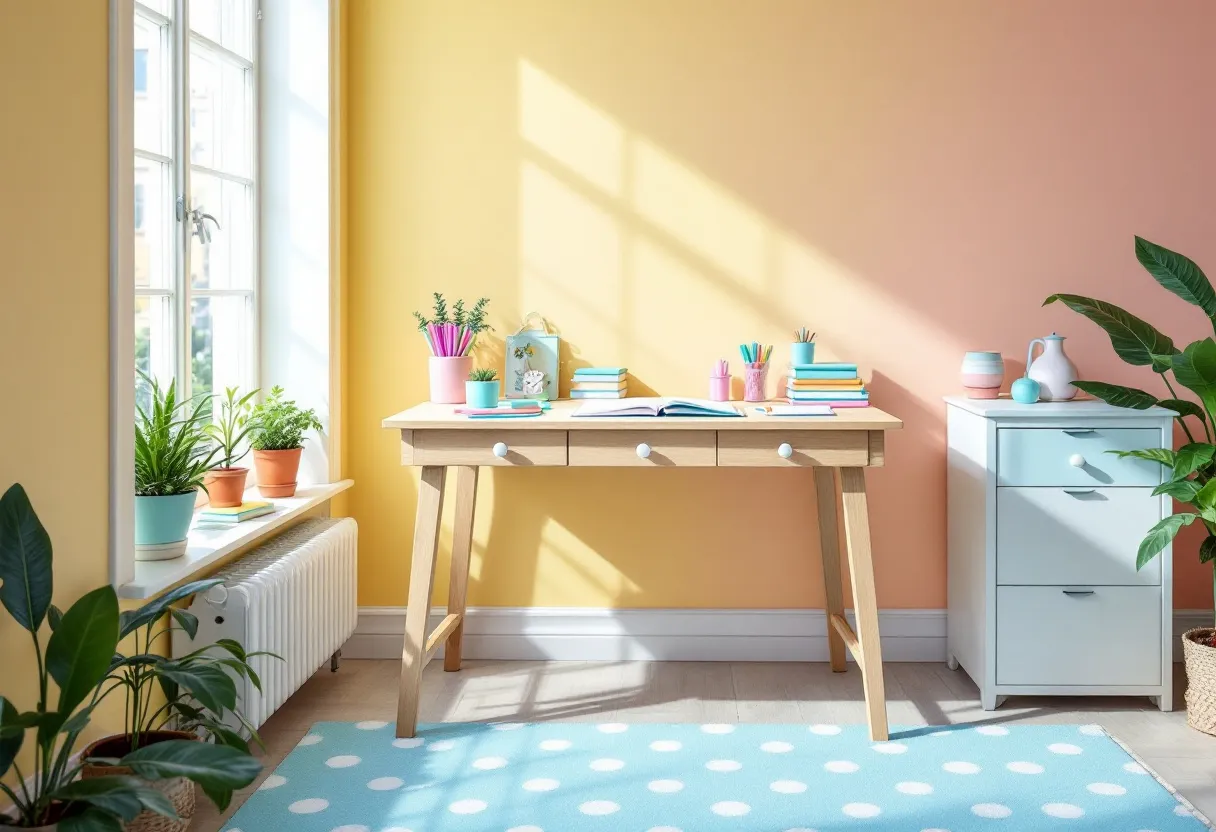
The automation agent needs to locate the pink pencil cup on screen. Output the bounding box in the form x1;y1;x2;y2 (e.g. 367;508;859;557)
744;366;768;402
709;375;731;401
429;355;472;403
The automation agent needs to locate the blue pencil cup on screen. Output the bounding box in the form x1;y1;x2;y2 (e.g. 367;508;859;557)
790;342;815;367
466;380;500;409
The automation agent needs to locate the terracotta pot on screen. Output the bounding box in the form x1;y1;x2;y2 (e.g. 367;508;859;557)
253;448;302;498
204;467;248;508
81;731;197;832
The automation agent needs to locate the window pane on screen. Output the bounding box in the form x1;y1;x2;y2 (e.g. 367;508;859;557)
134;159;174;289
135;294;175;408
190;173;253;289
189;47;252;176
190;0;253;61
192;295;254;411
134;13;170;155
137;0;171;17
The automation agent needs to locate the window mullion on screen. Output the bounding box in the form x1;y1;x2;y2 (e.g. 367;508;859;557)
173;0;192;399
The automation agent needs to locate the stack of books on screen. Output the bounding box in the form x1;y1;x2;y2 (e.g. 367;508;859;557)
571;367;628;399
786;362;869;407
199;501;275;524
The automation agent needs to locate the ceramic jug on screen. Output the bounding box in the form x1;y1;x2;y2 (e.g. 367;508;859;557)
1026;333;1078;401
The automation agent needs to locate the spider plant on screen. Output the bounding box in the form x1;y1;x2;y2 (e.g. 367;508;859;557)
205;387;260;470
134;371;217;497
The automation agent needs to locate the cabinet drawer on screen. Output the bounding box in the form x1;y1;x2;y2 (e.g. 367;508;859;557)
717;431;869;467
410;430;567;466
996;488;1161;586
997;428;1161;486
568;430;716;466
996;586;1161;686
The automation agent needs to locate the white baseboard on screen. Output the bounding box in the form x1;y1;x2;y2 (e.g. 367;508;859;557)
344;606;1214;664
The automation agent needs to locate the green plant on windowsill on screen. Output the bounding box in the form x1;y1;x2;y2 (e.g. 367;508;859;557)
468;367;498;382
205;387;260;470
250;387;323;452
134;371;216;499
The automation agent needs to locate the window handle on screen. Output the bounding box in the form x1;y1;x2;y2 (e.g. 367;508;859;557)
189;208;221;244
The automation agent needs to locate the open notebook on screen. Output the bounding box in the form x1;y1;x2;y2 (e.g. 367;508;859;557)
572;397;742;417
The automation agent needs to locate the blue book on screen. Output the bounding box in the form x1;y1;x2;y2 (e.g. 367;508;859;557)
787;389;869;400
574;367;628;377
792;363;857;371
789;369;858;380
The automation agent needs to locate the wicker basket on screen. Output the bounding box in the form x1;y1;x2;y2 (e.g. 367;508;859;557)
80;731;197;832
1183;627;1216;736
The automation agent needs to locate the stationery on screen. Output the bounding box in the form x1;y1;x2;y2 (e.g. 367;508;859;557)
199;501;275;523
754;405;834;416
572;397;742;417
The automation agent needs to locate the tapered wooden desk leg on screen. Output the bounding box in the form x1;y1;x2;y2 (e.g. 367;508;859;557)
840;466;889;742
444;466;479;672
396;465;447;738
813;467;847;672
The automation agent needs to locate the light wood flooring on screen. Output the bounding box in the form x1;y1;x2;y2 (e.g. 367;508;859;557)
195;660;1216;830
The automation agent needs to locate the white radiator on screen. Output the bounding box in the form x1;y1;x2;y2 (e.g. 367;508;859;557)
173;517;358;729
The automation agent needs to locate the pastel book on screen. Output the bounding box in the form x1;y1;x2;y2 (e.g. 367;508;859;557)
199;501;275;523
573;366;627;381
790;363;858;380
787;389;870;401
572;397;741;417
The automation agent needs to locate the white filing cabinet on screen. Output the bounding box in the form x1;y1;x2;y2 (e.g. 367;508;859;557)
945;396;1173;710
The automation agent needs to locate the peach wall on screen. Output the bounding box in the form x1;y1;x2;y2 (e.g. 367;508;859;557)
346;0;1216;611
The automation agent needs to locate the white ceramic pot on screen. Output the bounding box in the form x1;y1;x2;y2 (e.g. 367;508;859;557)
1026;333;1078;401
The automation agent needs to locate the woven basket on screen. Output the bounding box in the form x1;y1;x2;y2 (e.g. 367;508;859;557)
1183;627;1216;736
81;731;197;832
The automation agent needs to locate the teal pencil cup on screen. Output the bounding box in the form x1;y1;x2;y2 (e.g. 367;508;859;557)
465;380;500;409
791;341;815;366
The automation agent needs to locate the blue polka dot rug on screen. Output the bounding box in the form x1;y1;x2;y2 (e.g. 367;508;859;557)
224;721;1211;831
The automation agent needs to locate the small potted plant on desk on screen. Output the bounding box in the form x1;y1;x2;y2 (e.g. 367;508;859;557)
134;373;217;561
466;368;500;409
203;387;260;508
249;386;324;498
0;484;260;831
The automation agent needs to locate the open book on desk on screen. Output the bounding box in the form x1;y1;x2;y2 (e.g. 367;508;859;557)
571;397;742;417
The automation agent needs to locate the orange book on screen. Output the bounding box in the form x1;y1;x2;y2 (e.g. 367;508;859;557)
788;378;864;389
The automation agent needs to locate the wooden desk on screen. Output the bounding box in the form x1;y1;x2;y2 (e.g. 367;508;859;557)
382;400;902;740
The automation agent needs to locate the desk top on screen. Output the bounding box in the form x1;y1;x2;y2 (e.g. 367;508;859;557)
383;400;903;431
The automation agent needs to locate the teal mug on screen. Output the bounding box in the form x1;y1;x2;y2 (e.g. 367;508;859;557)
791;342;815;367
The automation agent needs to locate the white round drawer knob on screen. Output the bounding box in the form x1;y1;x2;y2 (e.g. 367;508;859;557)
778;442;794;459
1069;453;1085;468
636;443;652;459
492;442;509;458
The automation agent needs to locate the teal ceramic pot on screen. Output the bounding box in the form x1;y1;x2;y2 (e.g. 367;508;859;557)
134;493;196;546
466;380;500;409
790;342;816;367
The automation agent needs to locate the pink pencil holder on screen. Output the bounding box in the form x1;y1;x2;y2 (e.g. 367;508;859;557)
709;375;731;401
743;365;768;402
429;355;472;403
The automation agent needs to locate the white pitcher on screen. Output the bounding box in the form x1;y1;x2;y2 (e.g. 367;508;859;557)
1026;333;1078;401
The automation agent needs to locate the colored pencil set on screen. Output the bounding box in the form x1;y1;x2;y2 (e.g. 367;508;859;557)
423;321;477;357
739;342;772;368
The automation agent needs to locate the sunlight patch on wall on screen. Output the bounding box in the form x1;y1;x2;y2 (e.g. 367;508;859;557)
534;518;642;607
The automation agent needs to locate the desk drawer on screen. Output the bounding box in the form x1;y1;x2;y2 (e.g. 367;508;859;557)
716;431;869;467
996;586;1160;686
410;430;568;466
997;427;1161;486
568;430;716;466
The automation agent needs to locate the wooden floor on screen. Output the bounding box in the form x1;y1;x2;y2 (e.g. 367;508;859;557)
196;659;1216;830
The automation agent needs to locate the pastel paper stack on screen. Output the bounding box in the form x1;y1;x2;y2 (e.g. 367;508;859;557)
571;367;628;399
786;363;869;407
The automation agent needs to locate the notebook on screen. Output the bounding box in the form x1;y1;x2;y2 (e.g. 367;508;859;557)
570;390;628;399
199;502;275;523
754;405;834;416
572;397;742;417
571;379;628;391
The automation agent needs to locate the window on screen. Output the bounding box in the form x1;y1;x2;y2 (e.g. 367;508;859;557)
133;0;256;416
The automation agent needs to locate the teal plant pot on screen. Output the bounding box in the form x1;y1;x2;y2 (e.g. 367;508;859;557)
134;492;196;547
466;380;500;409
790;342;816;367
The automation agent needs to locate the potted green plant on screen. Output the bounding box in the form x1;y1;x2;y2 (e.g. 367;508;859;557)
0;484;260;831
249;387;323;498
134;373;217;561
1045;236;1216;735
203;387;260;509
413;294;492;403
466;367;500;409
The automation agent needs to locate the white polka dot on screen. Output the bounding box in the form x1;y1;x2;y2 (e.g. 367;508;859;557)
427;740;456;752
507;827;543;832
1078;724;1105;736
872;742;907;754
492;722;525;731
706;759;742;772
297;734;323;746
330;826;370;832
1176;805;1194;817
700;723;735;734
943;761;981;775
597;723;628;734
1087;782;1126;796
1048;743;1083;755
711;801;751;817
589;757;625;772
472;756;507;770
842;803;881;818
325;755;361;768
971;803;1012;819
523;778;560;792
649;739;682;752
1124;762;1148;775
367;777;404;791
579;801;620;816
761;740;794;753
824;760;860;773
929;730;952;737
646;828;682;832
770;780;808;794
1006;761;1044;774
288;798;328;814
258;774;287;790
975;725;1009;736
648;779;684;793
391;737;424;749
809;724;841;735
448;799;487;814
1042;803;1085;819
539;739;571;752
355;720;388;730
897;781;934;795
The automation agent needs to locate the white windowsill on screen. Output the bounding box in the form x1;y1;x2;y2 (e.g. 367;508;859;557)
118;480;354;600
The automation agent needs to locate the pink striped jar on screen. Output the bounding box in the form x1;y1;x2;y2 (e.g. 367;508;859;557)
961;351;1004;399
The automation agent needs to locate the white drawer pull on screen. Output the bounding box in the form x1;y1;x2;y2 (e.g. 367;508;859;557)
1062;589;1095;597
636;443;652;459
492;442;509;458
1063;488;1095;495
1068;453;1085;468
777;443;794;459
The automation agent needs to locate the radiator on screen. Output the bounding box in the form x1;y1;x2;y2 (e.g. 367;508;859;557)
172;517;358;729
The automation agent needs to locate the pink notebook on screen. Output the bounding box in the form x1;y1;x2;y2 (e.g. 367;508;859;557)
783;399;870;408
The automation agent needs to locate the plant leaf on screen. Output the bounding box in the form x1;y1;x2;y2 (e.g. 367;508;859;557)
1070;380;1158;409
1201;536;1216;564
52;775;178;822
120;578;221;639
57;807;126;832
1111;447;1176;467
1158;398;1207;422
1173;443;1216;479
47;586;120;717
1137;513;1197;569
0;483;53;633
1135;236;1216;317
1171;339;1216;418
121;739;261;800
1043;294;1176;371
0;697;22;779
157;663;237;716
1153;478;1202;502
171;608;199;640
1194;479;1216;513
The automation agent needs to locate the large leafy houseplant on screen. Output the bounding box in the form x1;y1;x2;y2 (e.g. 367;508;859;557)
1046;237;1216;620
0;484;259;830
248;387;322;498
